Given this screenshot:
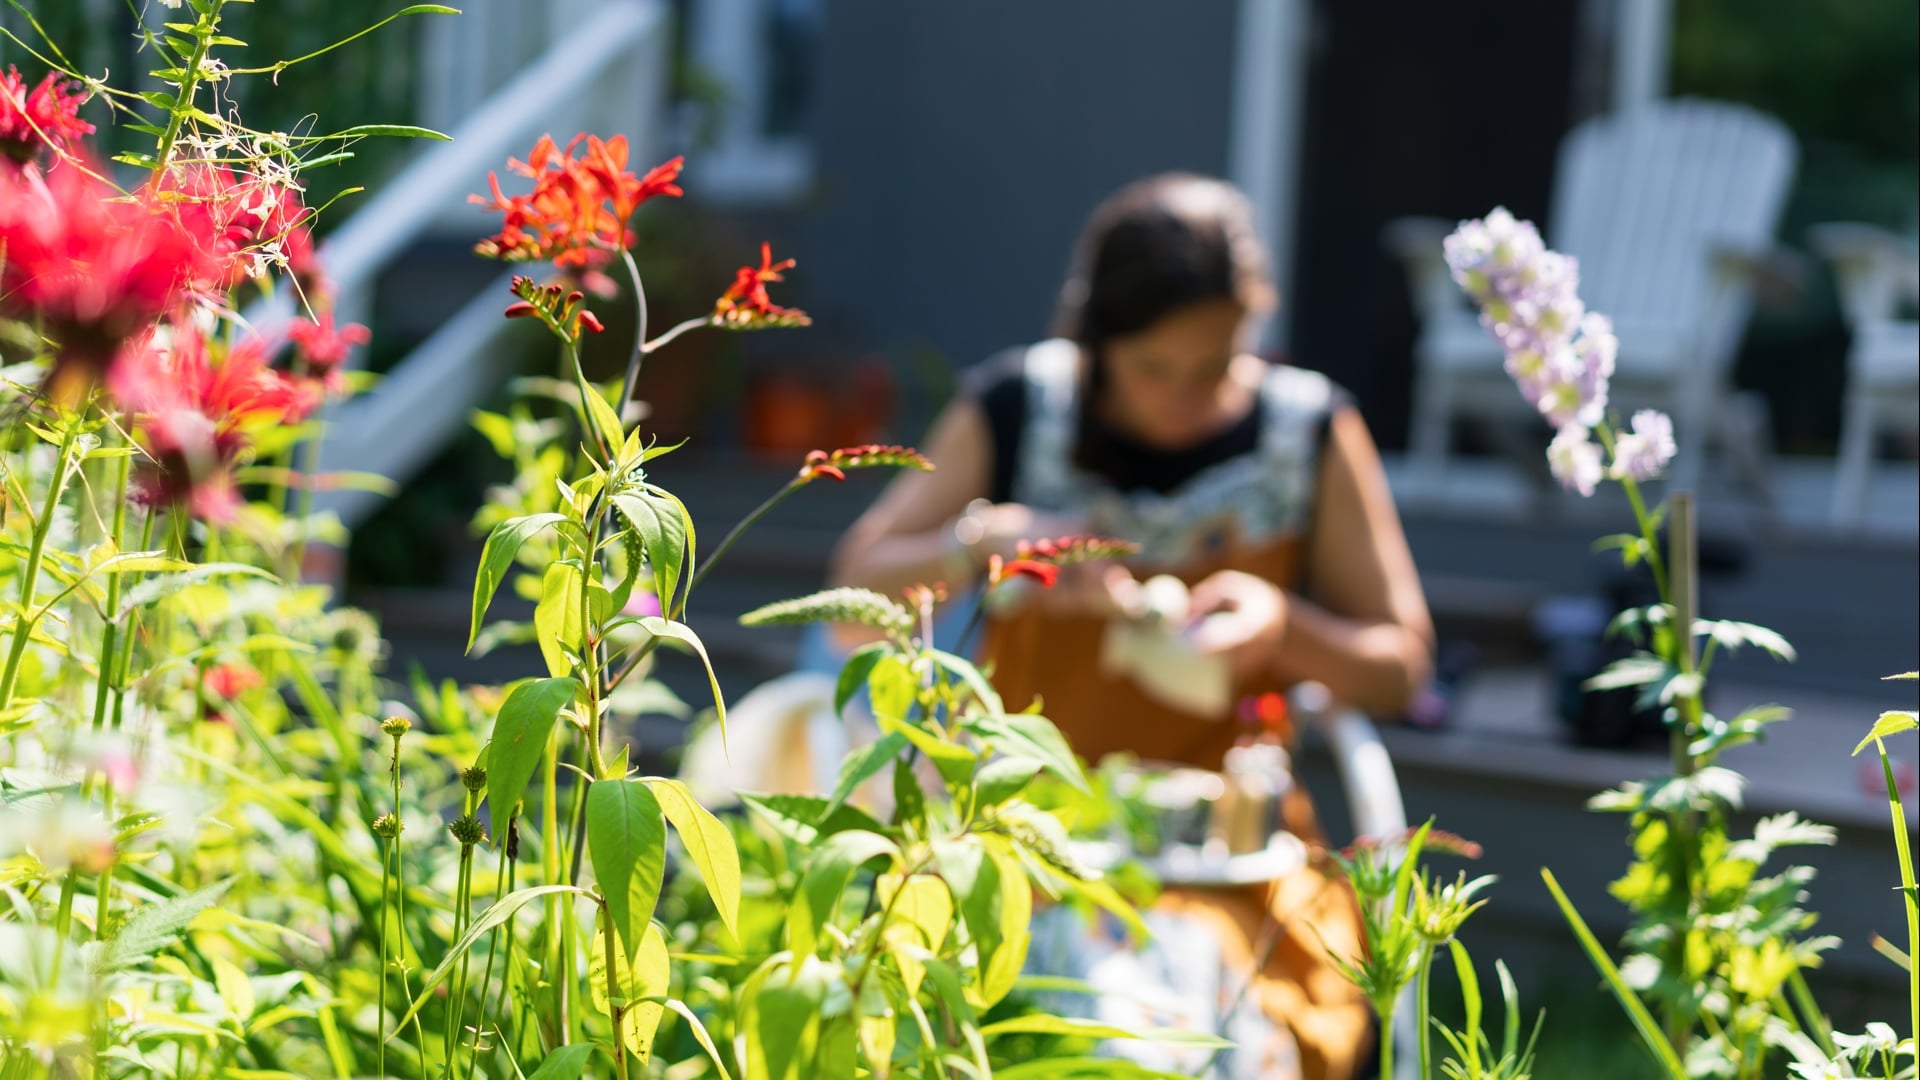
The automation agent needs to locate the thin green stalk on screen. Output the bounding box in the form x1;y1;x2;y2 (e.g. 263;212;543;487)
446;840;476;1074
599;900;627;1074
468;820;514;1080
1784;971;1834;1059
377;829;393;1080
614;248;651;426
153;1;217;174
540;731;568;1048
1416;945;1435;1079
0;424;79;709
1542;868;1688;1080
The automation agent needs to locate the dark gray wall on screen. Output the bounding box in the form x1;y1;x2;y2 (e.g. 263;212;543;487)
800;0;1239;381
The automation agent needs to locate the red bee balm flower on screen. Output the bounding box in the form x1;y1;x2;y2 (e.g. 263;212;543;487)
711;243;811;329
471;134;681;266
0;164;210;404
288;310;371;396
0;66;93;164
114;328;311;521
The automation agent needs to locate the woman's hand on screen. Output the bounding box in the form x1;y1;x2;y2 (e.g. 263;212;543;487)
1185;569;1288;682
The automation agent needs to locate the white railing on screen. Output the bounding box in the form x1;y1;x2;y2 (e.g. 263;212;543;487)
273;0;668;532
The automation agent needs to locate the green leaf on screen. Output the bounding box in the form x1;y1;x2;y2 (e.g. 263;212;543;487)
330;123;450;140
901;947;992;1077
114;563;276;619
789;830;899;957
533;561;585;678
586;779;667;959
928;648;1005;715
101;882;232;970
470;513;572;651
970;712;1090;794
483;677;578;821
876;712;977;785
978;838;1033;1007
1854;711;1919;756
1060;874;1150;944
613;492;686;618
392;885;592;1036
642;777;742;942
994;1059;1194;1080
662;999;734;1080
1583;655;1669;692
211;956;255;1022
589;922;670;1059
743;955;832;1080
979;1013;1233;1047
739;793;886;846
1541;868;1688;1080
973;756;1043;808
868;654;918;722
581;377;626;460
637;618;726;738
823;731;909;818
834;641;889;717
525;1044;597;1080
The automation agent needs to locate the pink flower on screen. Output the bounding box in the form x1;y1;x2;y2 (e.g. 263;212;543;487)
1609;409;1677;482
288;309;371;397
1547;425;1604;497
116;328;312;520
0;66;93;164
0;164;210;404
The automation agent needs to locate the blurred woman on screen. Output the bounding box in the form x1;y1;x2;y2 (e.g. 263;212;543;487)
828;173;1433;1080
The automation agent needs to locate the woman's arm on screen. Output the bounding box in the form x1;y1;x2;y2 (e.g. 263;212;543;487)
1190;406;1433;715
1280;405;1434;714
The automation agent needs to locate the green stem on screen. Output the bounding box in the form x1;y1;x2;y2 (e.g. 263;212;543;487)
614;248;651;429
599;900;627;1074
1416;945;1434;1079
377;832;392;1080
641;316;709;357
468;821;514;1080
153;4;216;174
0;424;79;709
447;841;476;1074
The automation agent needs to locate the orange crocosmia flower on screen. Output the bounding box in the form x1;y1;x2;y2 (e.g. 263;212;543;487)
711;242;811;329
471;134;682;267
988;554;1061;589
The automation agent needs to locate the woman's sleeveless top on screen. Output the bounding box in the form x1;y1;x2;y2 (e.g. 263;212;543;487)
977;339;1342;771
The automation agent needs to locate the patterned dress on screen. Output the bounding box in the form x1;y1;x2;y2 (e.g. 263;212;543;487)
976;340;1374;1080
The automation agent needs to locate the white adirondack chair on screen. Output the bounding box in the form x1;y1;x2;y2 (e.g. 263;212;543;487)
1807;223;1920;526
1387;99;1798;497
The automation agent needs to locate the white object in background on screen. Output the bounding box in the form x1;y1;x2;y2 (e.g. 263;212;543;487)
1809;223;1920;527
1386;99;1797;499
1099;576;1234;719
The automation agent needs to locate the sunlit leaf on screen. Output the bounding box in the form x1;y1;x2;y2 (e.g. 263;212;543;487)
482;677;578;821
789;830;899;957
392;885;592;1036
470;513;573;651
586;779;667;959
643;777;742;942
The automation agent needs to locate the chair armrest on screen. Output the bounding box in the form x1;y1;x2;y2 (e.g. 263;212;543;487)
1293;682;1408;843
1382;215;1468;325
1710;238;1810;310
1807;223;1920;327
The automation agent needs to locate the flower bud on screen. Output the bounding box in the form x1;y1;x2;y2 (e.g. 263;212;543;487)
576;310;606;335
379;716;412;738
371;813;402;839
448;814;486;846
462;765;488;793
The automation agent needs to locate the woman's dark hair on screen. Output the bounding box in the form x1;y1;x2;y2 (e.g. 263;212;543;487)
1053;173;1273;466
1053;172;1272;349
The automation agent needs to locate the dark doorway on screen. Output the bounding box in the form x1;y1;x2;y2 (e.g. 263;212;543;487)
1286;1;1583;450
